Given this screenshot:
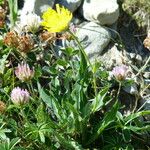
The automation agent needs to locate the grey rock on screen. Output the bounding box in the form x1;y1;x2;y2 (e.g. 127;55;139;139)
129;53;136;59
135;54;143;62
97;45;128;69
66;22;111;60
123;83;138;95
56;0;82;12
80;0;119;25
20;0;55;17
143;72;150;79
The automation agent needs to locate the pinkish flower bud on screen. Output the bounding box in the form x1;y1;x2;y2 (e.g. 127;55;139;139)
112;65;128;81
69;23;77;34
15;62;34;82
11;87;30;105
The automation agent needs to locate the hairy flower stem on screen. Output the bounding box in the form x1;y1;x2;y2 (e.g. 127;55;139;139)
68;30;97;94
27;81;36;99
117;82;122;99
29;81;36;98
20;107;27;123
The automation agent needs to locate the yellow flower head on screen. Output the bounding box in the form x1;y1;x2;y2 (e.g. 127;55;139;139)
41;4;72;33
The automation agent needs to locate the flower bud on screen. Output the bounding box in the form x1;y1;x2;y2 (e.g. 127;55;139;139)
15;62;34;82
112;65;128;81
11;87;30;105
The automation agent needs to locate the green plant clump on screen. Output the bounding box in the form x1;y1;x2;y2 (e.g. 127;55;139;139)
0;1;149;150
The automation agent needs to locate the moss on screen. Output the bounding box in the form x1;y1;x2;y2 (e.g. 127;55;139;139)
122;0;150;28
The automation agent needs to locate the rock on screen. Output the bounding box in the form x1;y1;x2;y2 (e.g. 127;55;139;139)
143;72;150;79
123;83;138;95
129;53;136;59
80;0;119;25
72;16;84;25
97;45;128;69
55;0;82;12
135;54;142;62
143;97;150;110
20;0;55;17
66;22;111;60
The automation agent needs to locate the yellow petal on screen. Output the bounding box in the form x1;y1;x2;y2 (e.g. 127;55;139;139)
41;4;72;33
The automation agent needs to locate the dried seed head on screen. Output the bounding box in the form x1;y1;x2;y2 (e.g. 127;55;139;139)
0;101;6;113
39;31;56;44
3;31;19;48
143;36;150;51
17;35;34;53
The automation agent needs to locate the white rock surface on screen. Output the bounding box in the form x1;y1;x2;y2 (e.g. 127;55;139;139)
67;22;111;60
97;45;128;69
56;0;82;12
20;0;55;17
81;0;119;25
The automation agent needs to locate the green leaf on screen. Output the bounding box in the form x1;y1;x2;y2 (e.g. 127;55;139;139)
42;66;58;75
0;128;11;140
122;129;131;142
3;138;21;150
37;82;64;121
65;102;82;132
39;131;45;143
124;110;150;125
9;138;21;150
0;54;8;74
8;0;18;27
79;48;87;79
36;103;47;123
55;133;83;150
124;125;150;133
87;100;119;145
125;144;134;150
56;59;68;67
91;87;109;113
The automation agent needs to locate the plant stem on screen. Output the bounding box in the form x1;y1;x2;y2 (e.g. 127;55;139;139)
132;94;139;113
134;56;150;77
68;30;97;94
117;82;122;99
68;30;92;68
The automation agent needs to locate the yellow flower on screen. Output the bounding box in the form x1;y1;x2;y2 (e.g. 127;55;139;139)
41;4;72;33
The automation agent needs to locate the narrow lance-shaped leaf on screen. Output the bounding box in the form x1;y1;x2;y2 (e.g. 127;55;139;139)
92;87;109;113
87;100;119;145
124;110;150;125
37;82;65;121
